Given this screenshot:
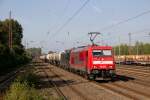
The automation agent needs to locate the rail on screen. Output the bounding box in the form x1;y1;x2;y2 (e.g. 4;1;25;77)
42;67;67;100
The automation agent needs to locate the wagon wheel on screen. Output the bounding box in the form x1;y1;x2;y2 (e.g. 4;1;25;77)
88;74;96;80
84;74;95;80
84;73;88;79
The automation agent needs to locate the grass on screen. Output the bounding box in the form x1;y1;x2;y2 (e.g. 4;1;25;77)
4;68;65;100
15;72;38;87
4;81;44;100
4;72;44;100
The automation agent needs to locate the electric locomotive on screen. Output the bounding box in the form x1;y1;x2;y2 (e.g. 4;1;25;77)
42;32;116;80
69;45;116;80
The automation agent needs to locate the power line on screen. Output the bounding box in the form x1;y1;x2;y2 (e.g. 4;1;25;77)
9;11;13;49
74;9;150;46
41;1;71;49
61;0;70;17
46;0;70;37
49;0;90;39
99;9;150;31
131;28;150;35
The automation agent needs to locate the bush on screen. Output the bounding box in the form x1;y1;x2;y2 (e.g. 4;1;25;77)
4;72;44;100
4;82;44;100
4;71;64;100
0;44;31;72
15;72;38;87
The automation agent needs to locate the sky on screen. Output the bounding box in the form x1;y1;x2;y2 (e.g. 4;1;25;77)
0;0;150;53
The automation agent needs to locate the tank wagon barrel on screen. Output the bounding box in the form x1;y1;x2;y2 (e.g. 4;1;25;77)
39;55;47;62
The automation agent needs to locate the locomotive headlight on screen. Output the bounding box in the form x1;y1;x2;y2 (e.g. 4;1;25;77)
109;66;112;68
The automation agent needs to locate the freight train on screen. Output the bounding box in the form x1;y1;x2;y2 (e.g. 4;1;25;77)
40;45;116;80
115;55;150;65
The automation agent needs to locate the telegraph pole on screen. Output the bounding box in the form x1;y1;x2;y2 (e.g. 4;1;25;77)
128;33;131;55
136;44;139;55
118;36;121;66
9;11;13;49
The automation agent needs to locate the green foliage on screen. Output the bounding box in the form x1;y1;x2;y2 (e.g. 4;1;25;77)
4;73;44;100
113;42;150;55
15;72;38;87
4;71;63;100
4;82;44;100
26;48;41;58
0;19;31;71
0;19;23;45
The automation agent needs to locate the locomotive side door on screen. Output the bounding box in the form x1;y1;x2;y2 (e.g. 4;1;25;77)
85;51;88;71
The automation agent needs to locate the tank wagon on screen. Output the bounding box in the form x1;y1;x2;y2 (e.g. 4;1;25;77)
59;50;70;68
44;45;116;80
47;53;53;64
39;55;47;62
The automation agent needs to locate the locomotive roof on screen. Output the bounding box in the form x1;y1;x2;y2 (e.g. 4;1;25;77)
72;45;112;52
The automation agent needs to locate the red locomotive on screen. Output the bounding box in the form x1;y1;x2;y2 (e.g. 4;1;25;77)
40;32;116;80
70;45;115;80
40;45;116;80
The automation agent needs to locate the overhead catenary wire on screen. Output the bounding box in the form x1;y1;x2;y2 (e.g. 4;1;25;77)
40;0;71;51
41;0;90;51
73;9;150;46
99;9;150;31
131;28;150;35
61;0;71;17
48;0;90;39
44;1;150;51
46;0;71;37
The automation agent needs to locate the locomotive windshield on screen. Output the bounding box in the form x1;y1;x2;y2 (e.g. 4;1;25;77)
92;50;112;56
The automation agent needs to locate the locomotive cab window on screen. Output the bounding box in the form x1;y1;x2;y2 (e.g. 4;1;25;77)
103;50;112;56
92;50;103;56
93;50;112;56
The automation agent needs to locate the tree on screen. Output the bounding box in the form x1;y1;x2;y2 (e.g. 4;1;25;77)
26;48;41;58
0;20;8;45
0;19;30;69
0;19;23;46
114;42;150;55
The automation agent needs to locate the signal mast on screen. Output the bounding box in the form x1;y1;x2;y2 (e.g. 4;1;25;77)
88;32;101;45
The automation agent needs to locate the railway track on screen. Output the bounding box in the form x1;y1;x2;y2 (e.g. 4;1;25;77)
50;64;147;99
116;70;150;80
116;68;150;77
38;63;150;100
111;83;150;98
46;66;91;100
116;69;150;83
0;67;23;92
60;64;150;88
117;66;150;74
116;66;150;87
116;71;150;87
116;74;150;87
94;82;138;99
94;82;150;100
116;64;150;70
93;76;150;100
93;77;150;99
48;65;132;100
41;67;67;100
